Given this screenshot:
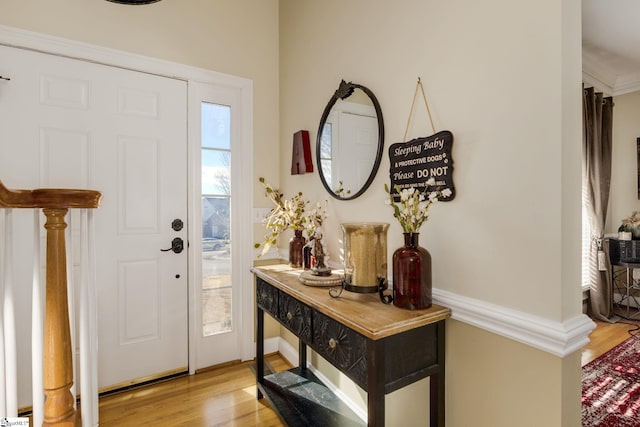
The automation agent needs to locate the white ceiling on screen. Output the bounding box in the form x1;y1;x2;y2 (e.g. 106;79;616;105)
583;0;640;95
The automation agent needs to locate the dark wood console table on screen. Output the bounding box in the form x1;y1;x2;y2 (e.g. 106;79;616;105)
252;265;450;427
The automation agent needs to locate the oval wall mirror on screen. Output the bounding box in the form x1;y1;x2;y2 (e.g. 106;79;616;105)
316;80;384;200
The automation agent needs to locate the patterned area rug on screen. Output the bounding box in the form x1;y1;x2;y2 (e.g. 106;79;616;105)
582;334;640;426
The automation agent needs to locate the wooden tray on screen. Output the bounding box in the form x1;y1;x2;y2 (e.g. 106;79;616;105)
298;270;343;287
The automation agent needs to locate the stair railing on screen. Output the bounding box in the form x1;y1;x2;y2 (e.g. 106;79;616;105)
0;180;101;426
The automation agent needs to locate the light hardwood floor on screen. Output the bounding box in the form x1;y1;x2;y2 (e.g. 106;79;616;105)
63;318;635;426
95;353;290;426
581;318;639;365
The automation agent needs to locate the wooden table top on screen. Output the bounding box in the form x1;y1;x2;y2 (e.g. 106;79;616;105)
252;264;451;340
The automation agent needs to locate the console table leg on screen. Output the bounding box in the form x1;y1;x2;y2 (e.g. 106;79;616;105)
367;340;385;426
430;320;446;427
299;340;307;373
256;307;264;399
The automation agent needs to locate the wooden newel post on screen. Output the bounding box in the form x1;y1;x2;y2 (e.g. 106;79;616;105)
0;180;101;426
42;208;77;427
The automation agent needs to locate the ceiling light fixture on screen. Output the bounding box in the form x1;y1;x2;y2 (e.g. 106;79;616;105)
106;0;162;4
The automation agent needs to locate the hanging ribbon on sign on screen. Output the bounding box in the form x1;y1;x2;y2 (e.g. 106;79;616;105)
388;77;455;201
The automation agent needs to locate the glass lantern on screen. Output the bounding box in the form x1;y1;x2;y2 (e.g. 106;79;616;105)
331;223;392;303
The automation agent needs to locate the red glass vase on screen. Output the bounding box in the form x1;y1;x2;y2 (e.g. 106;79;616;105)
289;229;306;268
392;233;432;309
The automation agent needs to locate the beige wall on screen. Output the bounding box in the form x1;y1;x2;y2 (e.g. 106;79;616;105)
1;1;585;425
279;0;582;321
447;321;581;427
607;90;640;232
279;0;583;425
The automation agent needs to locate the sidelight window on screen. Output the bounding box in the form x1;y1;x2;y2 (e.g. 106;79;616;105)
201;102;232;336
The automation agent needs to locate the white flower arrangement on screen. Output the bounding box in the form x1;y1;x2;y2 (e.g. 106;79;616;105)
384;177;452;233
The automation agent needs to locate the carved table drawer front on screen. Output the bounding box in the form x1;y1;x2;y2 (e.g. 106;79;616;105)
312;310;368;389
256;278;278;317
278;292;312;342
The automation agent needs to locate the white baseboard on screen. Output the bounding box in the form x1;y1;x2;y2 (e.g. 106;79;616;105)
263;337;279;355
276;337;368;423
432;288;596;357
276;336;298;367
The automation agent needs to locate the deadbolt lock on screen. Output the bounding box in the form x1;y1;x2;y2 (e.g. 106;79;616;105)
171;219;184;231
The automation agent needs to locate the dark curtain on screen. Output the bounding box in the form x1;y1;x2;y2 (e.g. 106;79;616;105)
582;87;614;321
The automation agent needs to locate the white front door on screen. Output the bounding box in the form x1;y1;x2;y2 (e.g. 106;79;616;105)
89;61;189;389
0;44;188;396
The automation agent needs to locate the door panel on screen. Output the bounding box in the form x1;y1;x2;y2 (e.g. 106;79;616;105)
118;137;160;233
0;44;188;400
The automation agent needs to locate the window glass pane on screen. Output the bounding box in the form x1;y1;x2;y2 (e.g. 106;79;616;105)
201;101;232;337
320;123;332;188
321;159;332;189
320;123;332;159
202;196;230;240
202;196;231;336
202;103;231;149
202;150;231;195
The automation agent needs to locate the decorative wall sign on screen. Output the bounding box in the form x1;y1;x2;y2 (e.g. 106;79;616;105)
388;130;455;201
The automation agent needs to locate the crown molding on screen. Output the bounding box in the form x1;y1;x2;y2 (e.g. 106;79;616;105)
582;70;614;96
583;53;640;96
611;71;640;96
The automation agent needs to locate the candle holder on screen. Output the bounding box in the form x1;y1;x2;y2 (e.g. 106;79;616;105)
330;223;392;303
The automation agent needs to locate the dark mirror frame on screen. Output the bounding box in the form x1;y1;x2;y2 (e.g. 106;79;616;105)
316;80;385;200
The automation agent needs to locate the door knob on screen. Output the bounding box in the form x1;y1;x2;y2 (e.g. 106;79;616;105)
161;237;184;254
